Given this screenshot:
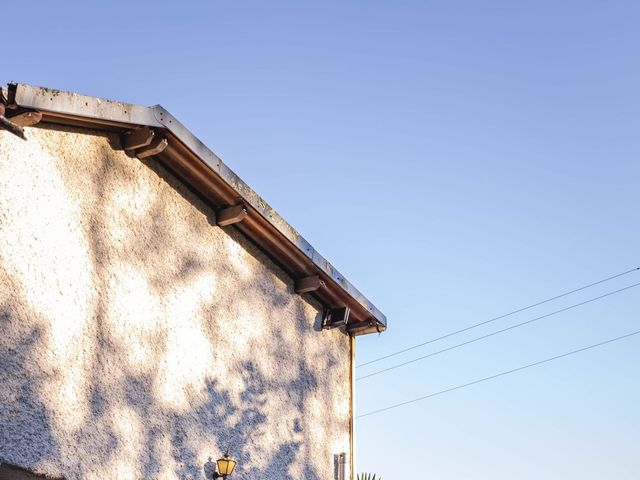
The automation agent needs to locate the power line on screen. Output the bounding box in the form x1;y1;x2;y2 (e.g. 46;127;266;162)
357;328;640;419
357;281;640;381
357;267;639;368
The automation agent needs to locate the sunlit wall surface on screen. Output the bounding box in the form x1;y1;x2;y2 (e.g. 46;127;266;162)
0;126;351;480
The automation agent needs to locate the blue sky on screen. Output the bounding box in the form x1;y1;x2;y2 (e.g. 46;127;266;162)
5;1;640;478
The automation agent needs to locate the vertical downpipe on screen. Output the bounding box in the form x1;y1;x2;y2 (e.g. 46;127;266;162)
337;453;347;480
349;333;356;480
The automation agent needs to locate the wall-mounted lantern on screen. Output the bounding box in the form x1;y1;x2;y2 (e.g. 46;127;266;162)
211;451;237;479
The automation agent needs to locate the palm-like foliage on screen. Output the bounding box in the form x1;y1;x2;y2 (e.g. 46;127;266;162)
357;473;381;480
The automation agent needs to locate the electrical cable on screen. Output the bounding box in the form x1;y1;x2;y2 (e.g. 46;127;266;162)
357;267;639;368
357;281;640;381
357;328;640;419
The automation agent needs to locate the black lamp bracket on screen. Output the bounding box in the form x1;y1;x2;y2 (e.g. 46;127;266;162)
322;306;351;330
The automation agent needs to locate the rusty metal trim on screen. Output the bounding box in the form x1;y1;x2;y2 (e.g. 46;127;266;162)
13;83;162;128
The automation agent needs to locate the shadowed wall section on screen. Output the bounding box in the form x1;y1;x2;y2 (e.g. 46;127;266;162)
0;126;351;480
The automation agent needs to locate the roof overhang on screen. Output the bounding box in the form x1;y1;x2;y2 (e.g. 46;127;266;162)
2;83;386;335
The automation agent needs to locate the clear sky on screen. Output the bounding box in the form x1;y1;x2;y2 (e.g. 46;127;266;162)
4;1;639;478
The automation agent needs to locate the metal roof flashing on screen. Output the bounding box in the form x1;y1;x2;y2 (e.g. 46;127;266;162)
3;82;387;335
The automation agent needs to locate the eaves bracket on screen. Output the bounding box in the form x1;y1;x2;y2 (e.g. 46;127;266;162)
120;126;168;159
0;89;41;139
217;204;248;227
294;274;325;294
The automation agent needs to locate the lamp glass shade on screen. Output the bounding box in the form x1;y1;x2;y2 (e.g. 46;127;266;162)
217;454;237;476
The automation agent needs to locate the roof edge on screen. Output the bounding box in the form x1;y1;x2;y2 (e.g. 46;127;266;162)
7;82;387;335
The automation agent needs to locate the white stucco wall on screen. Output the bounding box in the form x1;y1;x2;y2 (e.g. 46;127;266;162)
0;126;351;480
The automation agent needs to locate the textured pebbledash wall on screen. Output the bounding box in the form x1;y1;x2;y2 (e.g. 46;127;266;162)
0;126;351;480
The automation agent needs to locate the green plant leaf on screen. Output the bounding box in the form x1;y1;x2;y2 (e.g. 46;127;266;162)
357;473;381;480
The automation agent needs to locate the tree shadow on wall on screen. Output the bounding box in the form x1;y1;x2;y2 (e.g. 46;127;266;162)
0;127;342;479
0;286;61;478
